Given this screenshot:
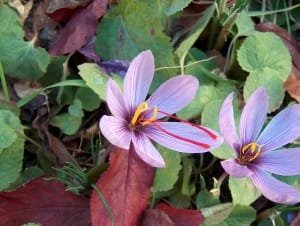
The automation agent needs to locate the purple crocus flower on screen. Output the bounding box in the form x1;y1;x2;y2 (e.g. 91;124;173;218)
219;87;300;204
100;50;223;167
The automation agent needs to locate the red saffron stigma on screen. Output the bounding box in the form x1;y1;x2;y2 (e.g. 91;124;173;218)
152;121;210;149
157;110;217;140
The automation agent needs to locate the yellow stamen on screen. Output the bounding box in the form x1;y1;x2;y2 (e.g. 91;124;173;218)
241;142;262;162
131;102;149;126
140;106;158;126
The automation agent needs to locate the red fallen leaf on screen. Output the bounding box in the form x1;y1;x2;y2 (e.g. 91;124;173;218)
284;67;300;102
141;209;175;226
157;203;204;226
47;0;90;23
49;0;108;55
0;178;90;226
90;147;155;226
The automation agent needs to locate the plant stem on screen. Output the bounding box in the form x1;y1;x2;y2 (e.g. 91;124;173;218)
0;62;10;101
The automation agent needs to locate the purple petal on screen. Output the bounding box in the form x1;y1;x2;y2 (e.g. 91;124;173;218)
99;116;132;150
240;88;268;145
250;167;300;204
124;50;155;112
257;104;300;152
132;133;165;168
219;93;241;152
221;159;252;178
256;148;300;176
146;75;199;119
106;79;127;119
144;122;223;153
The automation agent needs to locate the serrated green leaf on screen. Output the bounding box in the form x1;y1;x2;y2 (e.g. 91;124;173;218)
229;176;260;206
201;99;237;159
216;205;256;226
202;203;233;225
196;190;220;209
68;99;84;117
202;204;256;226
151;145;181;193
165;0;193;16
78;63;110;100
75;87;101;111
237;32;292;81
243;72;285;112
235;11;255;36
50;99;84;135
0;34;50;80
0;109;23;153
50;113;82;135
0;110;24;191
0;4;24;38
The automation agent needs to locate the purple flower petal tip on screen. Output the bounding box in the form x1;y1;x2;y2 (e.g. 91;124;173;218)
221;159;252;178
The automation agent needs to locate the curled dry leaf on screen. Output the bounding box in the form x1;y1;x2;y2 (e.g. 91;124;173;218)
141;209;175;226
90;147;155;226
156;203;204;226
0;178;90;226
284;67;300;102
49;0;109;55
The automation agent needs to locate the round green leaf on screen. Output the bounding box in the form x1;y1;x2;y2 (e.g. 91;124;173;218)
237;32;292;81
151;145;181;193
229;176;260;206
0;110;24;191
243;71;285;112
0;34;50;80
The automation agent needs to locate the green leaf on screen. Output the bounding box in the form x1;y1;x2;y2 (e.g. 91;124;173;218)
74;87;102;111
50;113;82;135
243;72;285;112
175;5;215;61
229;176;261;206
8;166;44;189
0;4;24;38
181;157;195;196
68;99;84;117
17;79;86;108
216;205;256;226
50;99;84;135
201;99;238;159
151;145;181;193
78;63;110;100
0;34;50;80
235;11;255;36
202;203;233;225
95;0;176;90
196;190;220;209
202;204;256;226
0;110;24;191
237;32;292;82
165;0;193;16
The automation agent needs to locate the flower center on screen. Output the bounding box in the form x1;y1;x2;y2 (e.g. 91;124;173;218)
238;142;262;165
130;102;158;127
